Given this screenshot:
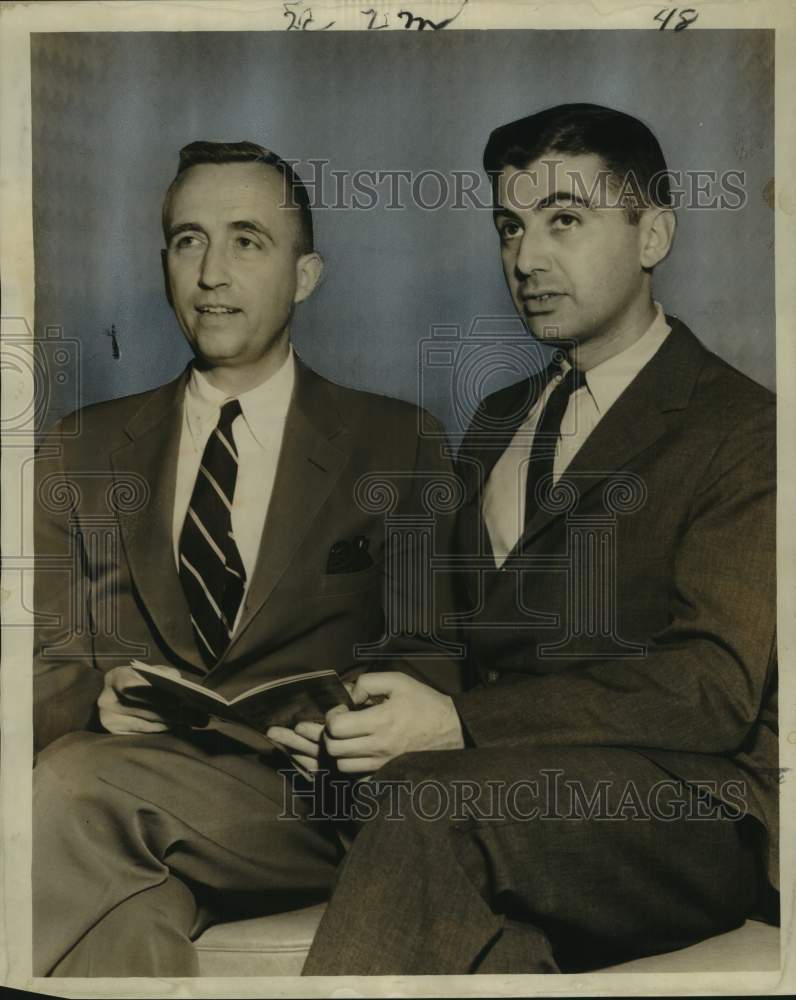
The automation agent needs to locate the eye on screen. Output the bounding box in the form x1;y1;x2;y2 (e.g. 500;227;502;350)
551;212;580;231
235;235;261;250
172;234;201;250
497;220;522;242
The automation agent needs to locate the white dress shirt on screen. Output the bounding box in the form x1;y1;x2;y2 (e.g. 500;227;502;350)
172;349;296;624
484;305;672;566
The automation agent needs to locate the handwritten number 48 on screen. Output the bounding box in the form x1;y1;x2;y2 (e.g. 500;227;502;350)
655;7;698;30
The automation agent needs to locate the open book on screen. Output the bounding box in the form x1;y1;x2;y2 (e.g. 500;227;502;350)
130;660;353;752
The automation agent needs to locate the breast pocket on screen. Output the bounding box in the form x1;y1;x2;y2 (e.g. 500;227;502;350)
319;562;384;597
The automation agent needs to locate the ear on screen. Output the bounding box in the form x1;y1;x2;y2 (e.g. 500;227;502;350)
293;252;324;305
639;208;676;269
161;249;174;309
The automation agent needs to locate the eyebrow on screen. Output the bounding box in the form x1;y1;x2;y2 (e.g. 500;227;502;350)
166;219;276;244
535;191;592;210
230;219;276;244
166;221;205;240
493;191;593;219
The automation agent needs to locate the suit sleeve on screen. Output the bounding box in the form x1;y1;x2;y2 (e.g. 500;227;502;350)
452;402;777;753
34;422;104;750
340;411;467;696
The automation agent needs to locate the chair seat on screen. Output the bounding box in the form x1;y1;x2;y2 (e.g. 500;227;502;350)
196;904;327;976
195;909;779;977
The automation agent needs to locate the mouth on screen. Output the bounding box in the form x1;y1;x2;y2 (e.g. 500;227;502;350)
523;291;562;303
522;292;564;313
195;305;241;315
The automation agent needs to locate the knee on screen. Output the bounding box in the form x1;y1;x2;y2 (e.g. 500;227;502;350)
34;731;130;813
367;750;478;827
36;729;102;777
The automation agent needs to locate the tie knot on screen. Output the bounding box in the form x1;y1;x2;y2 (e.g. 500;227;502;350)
218;398;241;429
550;364;584;397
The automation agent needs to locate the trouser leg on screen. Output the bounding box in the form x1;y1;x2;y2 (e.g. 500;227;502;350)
303;746;760;975
34;730;343;977
51;877;199;977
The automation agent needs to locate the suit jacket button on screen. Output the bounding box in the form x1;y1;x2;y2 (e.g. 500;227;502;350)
486;669;500;684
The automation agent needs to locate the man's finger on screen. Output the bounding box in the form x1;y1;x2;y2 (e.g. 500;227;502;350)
352;672;406;703
267;740;319;773
294;721;324;742
325;703;386;739
347;681;370;707
98;690;168;724
110;667;151;692
326;703;351;720
267;725;295;743
101;712;170;735
266;727;321;758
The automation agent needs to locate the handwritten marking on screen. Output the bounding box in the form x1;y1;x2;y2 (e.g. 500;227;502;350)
284;0;467;32
398;0;467;30
362;7;389;29
654;7;698;31
103;323;120;360
283;1;335;31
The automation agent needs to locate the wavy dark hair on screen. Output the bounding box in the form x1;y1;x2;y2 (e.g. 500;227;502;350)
484;103;672;222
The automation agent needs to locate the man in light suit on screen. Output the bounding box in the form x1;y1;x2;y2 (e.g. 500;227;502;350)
32;141;464;976
301;104;778;974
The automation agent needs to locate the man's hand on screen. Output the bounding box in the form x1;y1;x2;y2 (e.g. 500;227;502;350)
324;672;465;774
265;721;324;774
98;664;186;735
266;680;358;773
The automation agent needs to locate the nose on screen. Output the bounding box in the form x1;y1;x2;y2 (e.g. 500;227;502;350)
514;228;552;280
198;241;231;289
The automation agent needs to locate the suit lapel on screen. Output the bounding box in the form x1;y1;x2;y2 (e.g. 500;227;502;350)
110;369;204;670
457;375;541;604
461;375;541;498
216;361;350;665
515;318;707;553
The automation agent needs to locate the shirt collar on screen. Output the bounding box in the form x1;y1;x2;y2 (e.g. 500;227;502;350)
184;347;296;450
580;303;671;415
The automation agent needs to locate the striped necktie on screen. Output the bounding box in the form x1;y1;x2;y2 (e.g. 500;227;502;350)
524;366;584;524
179;399;247;665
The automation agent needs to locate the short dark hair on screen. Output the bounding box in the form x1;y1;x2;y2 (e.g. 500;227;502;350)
483;103;671;222
163;140;314;253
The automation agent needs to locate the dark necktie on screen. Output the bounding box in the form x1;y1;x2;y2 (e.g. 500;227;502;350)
524;366;583;524
179;399;247;665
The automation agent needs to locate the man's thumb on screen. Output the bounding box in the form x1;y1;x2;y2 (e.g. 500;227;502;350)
352;671;403;704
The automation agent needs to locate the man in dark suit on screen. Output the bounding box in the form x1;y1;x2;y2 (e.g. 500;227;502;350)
32;141;463;976
301;104;778;974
